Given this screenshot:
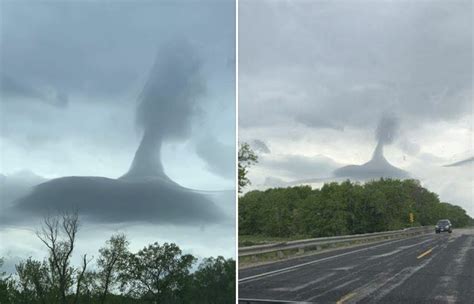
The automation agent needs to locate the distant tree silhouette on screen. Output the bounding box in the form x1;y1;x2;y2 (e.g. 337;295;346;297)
238;142;258;193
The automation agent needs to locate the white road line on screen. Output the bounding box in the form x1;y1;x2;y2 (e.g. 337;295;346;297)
368;249;401;259
239;234;432;283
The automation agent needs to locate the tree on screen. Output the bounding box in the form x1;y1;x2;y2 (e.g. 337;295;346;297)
238;142;258;193
0;258;16;304
239;179;473;238
35;211;88;304
189;257;235;304
97;233;129;304
15;258;51;304
121;242;196;303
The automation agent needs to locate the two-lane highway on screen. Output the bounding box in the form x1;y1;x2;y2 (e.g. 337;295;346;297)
239;229;474;303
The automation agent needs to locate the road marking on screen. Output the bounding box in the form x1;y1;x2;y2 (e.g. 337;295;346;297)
336;292;357;304
239;234;432;283
417;248;433;259
333;265;355;271
368;249;401;259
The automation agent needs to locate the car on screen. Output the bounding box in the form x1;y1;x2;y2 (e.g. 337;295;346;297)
435;219;452;234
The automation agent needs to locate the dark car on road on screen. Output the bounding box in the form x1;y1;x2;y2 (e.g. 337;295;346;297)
435;219;452;233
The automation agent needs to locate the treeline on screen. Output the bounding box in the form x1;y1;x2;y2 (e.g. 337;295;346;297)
0;213;234;304
239;179;473;238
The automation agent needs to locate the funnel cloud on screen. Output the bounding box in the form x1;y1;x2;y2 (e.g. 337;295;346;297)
122;41;204;181
375;115;399;146
334;116;408;180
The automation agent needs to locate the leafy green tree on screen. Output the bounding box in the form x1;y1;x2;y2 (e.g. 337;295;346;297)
2;215;236;304
186;257;235;304
239;178;473;239
15;258;52;304
0;258;16;304
238;142;258;193
120;242;196;304
97;234;129;304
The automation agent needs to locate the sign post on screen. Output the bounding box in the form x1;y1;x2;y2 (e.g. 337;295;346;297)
409;212;414;226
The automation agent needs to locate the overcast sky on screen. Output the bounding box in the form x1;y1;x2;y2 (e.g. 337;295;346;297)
239;0;473;216
0;0;235;271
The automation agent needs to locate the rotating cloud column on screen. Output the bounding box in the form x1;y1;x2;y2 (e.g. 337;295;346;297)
121;40;204;183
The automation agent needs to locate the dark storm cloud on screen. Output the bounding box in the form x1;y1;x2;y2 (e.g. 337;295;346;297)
239;0;472;131
1;1;234;101
0;171;47;209
4;176;225;226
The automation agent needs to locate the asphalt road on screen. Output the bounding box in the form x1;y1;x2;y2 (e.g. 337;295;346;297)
239;229;474;304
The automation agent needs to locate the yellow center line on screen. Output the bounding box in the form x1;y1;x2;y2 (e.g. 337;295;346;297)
417;248;433;259
336;292;357;304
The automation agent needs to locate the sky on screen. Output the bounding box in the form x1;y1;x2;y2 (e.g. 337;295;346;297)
0;0;235;272
239;0;473;216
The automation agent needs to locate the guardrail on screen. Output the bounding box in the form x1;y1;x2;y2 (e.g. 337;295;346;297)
239;226;432;260
239;299;310;304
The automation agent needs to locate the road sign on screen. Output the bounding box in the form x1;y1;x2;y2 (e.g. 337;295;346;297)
409;212;414;223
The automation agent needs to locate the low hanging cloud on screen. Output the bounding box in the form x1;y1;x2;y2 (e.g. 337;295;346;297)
0;171;47;209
